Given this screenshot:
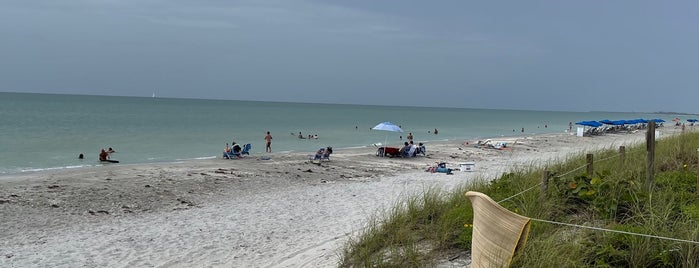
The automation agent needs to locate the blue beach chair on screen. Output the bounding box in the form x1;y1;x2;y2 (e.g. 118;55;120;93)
241;143;251;156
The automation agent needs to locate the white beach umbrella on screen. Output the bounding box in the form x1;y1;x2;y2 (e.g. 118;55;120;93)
372;122;403;156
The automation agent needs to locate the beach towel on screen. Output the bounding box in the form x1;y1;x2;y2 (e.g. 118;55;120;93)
465;191;531;268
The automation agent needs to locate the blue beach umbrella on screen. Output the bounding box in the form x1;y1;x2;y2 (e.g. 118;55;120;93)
372;122;403;156
688;119;698;123
624;119;638;125
575;121;602;127
372;122;404;133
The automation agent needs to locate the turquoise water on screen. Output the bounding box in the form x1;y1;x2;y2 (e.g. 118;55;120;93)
0;92;672;174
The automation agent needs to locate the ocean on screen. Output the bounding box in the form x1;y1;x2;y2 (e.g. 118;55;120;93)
0;92;673;175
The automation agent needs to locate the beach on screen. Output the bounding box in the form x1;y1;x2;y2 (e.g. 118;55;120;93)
0;129;680;267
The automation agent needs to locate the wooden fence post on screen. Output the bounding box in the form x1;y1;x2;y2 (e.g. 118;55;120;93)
540;170;549;203
619;146;626;167
586;153;594;176
646;121;656;189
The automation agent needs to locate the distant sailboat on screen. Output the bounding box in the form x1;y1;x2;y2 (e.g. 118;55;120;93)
152;92;156;98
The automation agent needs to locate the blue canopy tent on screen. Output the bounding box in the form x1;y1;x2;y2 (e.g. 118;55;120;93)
627;119;647;124
575;121;602;127
575;121;603;136
598;119;630;134
600;119;628;126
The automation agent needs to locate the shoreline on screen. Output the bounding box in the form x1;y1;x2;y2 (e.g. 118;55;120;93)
0;128;568;177
0;128;685;267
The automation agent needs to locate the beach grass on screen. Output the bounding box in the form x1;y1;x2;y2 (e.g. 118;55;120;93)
340;131;699;267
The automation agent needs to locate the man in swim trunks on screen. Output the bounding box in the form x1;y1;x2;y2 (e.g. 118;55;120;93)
265;131;273;153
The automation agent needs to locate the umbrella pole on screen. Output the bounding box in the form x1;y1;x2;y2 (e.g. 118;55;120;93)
383;135;388;157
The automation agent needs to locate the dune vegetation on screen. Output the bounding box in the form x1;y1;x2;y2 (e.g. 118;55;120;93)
340;132;699;267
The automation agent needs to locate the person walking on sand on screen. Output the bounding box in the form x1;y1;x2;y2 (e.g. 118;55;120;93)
265;131;273;153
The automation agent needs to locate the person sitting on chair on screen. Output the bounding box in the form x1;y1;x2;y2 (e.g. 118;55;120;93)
231;142;242;157
314;148;326;160
314;146;333;160
399;142;410;157
408;141;418;157
223;143;231;159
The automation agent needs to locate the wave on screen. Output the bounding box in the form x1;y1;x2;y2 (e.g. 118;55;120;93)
16;164;94;174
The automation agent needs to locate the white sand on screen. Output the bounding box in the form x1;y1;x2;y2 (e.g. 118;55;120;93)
0;128;680;267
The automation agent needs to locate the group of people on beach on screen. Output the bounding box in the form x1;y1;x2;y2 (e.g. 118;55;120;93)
398;140;425;157
222;131;273;158
312;146;333;161
395;132;425;157
223;141;243;158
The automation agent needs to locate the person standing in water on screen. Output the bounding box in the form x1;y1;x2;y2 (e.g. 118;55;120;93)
265;131;273;153
99;149;109;161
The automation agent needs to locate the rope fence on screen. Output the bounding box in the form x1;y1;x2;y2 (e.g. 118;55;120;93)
529;218;699;245
488;137;699;245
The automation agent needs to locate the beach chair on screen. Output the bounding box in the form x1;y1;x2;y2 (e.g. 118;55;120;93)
241;143;251;156
226;151;242;159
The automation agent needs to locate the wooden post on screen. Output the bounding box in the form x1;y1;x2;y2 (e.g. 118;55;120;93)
540;170;549;203
619;146;626;167
586;153;594;176
646;121;656;189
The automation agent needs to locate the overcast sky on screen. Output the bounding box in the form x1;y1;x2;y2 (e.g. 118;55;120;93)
2;1;698;113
